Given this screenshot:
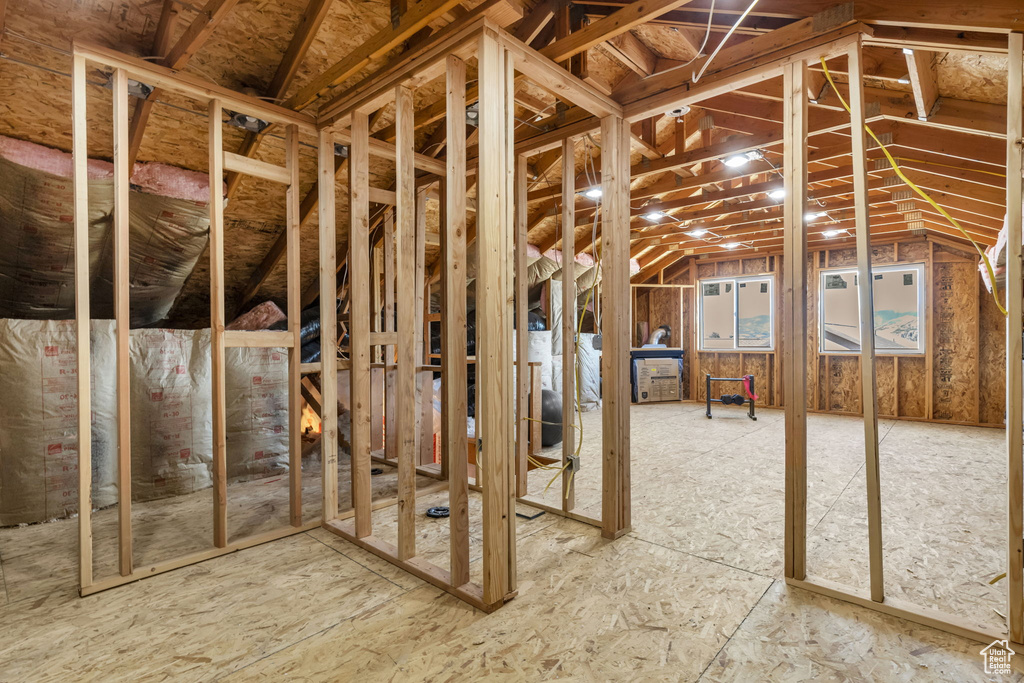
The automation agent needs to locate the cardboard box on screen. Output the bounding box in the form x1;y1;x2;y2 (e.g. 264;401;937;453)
635;357;681;403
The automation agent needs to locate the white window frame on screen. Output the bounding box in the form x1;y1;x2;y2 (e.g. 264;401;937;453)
697;274;775;351
818;262;926;355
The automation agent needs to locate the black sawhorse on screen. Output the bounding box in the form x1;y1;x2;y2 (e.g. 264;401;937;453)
705;373;757;420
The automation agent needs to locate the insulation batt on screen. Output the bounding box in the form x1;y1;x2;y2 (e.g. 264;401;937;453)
0;135;217;324
0;320;290;526
227;301;287;331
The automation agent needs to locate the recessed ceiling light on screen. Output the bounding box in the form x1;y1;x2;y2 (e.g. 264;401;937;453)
685;229;708;237
723;154;750;168
643;211;667;221
723;242;740;249
805;211;827;221
583;188;602;199
768;189;785;200
822;229;841;238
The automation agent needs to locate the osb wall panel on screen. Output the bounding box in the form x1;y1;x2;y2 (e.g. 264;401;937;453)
696;261;716;279
670;238;1003;427
649;287;682;347
716;260;740;277
898;356;928;419
876;356;896;417
826;356;862;414
742;256;767;274
633;289;650;345
979;274;1007;425
931;256;980;422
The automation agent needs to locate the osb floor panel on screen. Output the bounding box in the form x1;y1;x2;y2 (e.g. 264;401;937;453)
0;405;1019;681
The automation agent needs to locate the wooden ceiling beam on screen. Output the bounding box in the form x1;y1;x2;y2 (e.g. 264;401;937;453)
126;0;182;165
282;0;465;111
225;0;335;197
604;31;659;76
903;48;939;121
539;0;698;63
579;4;791;34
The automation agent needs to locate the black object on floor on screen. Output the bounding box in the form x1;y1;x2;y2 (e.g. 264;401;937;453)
705;373;757;420
540;388;563;446
515;509;547;520
370;467;384;475
426;506;450;518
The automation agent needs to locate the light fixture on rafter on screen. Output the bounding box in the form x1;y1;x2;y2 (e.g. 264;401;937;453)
723;150;763;168
582;188;602;200
100;71;154;100
768;189;785;200
225;111;270;134
643;211;667;221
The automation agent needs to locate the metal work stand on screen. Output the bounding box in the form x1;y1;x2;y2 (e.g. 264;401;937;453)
705;373;757;420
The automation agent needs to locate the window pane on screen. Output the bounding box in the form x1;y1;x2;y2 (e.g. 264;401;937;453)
822;271;860;351
737;279;772;348
873;268;921;351
701;281;735;349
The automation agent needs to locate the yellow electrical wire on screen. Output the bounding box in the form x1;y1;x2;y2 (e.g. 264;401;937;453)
819;57;1007;317
890;156;1006;179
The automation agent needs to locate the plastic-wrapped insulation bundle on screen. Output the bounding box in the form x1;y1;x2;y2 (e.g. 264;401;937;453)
91;191;211;326
0;319;118;526
0;136;213;325
0;155;113;318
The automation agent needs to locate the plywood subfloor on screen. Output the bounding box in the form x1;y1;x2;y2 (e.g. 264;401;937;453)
0;405;1019;680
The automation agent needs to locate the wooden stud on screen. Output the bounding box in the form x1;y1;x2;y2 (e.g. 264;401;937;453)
514;155;530;498
847;41;884;602
72;53;93;591
286;125;303;527
561;137;577;512
112;68;134;576
503;46;517;594
319;129;340;522
478;29;513;604
209;99;228;548
600;114;632;539
1005;30;1024;645
197;96;240;550
782;60;808;581
414;189;429;465
443;54;471;587
350;111;373;538
395;84;418;561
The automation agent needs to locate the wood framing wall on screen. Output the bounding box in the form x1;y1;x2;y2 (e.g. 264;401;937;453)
665;238;1005;427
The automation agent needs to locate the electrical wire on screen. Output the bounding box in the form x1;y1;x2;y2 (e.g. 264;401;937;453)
820;57;1006;317
692;0;760;83
677;0;716;69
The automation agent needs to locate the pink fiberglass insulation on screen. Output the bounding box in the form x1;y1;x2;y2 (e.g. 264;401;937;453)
226;301;286;331
0;135;220;201
0;135;113;179
130;162;218;203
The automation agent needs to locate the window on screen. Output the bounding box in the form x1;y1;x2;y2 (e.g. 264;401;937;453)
819;263;925;354
698;276;773;351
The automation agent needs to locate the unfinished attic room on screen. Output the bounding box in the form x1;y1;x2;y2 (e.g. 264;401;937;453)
6;0;1024;681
